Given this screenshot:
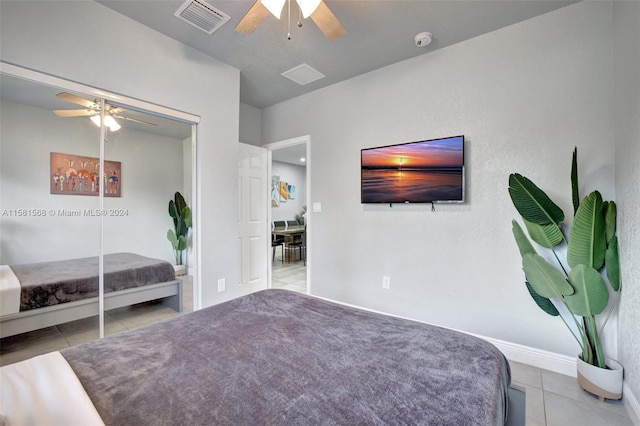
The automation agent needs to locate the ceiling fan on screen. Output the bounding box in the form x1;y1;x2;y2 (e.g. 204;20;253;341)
235;0;346;41
53;92;157;131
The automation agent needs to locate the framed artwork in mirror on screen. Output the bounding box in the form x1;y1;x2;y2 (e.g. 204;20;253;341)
50;152;121;197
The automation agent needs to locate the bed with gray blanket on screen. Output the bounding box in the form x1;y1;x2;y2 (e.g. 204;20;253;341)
59;289;510;425
0;253;182;338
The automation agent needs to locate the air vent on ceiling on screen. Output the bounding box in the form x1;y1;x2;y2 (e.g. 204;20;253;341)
281;63;326;86
174;0;230;35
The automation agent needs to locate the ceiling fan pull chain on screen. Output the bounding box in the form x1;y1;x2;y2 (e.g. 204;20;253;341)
287;0;291;40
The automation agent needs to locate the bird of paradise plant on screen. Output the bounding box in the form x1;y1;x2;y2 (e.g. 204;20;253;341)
508;148;621;369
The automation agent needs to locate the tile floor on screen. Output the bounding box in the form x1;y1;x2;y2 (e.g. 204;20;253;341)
1;267;636;425
0;275;193;367
509;361;633;425
271;249;307;294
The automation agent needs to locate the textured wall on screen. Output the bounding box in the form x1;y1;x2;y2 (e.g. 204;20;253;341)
614;0;640;407
263;1;617;358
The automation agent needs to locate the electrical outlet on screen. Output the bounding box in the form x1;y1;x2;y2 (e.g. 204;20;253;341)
217;278;226;293
382;276;391;290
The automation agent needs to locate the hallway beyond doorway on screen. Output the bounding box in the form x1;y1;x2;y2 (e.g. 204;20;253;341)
271;254;307;294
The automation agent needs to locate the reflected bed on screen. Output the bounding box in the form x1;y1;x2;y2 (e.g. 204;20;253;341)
0;253;182;338
1;289;510;425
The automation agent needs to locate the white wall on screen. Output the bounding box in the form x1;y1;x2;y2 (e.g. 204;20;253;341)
271;161;307;223
613;0;640;409
0;99;183;265
0;0;240;306
239;102;262;147
263;1;617;358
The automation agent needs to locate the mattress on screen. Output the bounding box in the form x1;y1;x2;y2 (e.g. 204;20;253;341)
55;289;510;425
7;252;175;313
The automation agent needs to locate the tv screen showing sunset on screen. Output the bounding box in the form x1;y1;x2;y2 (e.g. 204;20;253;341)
361;135;464;203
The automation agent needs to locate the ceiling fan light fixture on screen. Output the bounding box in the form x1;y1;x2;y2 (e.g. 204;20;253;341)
261;0;286;19
296;0;321;18
90;114;121;132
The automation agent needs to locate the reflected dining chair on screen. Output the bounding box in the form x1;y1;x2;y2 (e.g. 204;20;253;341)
272;221;286;263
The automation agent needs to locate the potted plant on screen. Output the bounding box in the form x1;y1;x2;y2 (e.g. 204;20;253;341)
508;148;622;401
167;191;192;275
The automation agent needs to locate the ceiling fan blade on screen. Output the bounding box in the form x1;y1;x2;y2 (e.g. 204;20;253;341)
235;0;269;34
53;109;96;117
107;106;124;115
114;115;157;126
56;92;98;109
310;1;346;41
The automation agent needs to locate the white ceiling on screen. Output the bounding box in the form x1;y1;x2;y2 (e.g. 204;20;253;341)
97;0;577;109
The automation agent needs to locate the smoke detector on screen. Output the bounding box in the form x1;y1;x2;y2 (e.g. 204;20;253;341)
415;32;432;47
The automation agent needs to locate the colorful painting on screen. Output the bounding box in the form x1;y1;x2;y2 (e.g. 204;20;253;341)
288;185;296;200
278;181;289;202
271;175;280;206
50;152;121;197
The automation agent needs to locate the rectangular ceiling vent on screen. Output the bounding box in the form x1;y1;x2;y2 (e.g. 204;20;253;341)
174;0;230;35
281;63;326;86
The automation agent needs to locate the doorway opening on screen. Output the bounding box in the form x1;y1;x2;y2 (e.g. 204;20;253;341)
264;136;310;294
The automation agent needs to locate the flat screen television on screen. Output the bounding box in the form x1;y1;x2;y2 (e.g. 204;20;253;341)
361;135;465;204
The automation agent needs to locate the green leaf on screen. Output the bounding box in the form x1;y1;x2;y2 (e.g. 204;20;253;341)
176;217;187;237
522;253;574;299
605;236;621;292
526;282;560;316
174;191;186;215
177;235;187;251
565;264;609;317
182;206;192;229
568;191;606;270
167;229;178;248
168;200;178;219
571;147;579;215
523;218;564;249
508;173;565;225
512;220;537;257
604;201;617;244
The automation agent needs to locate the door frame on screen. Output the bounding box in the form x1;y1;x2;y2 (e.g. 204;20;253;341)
263;135;311;294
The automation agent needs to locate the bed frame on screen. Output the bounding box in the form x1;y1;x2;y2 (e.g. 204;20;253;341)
0;278;182;339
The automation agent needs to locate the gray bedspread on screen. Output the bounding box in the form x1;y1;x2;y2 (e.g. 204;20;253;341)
62;289;510;425
10;253;175;311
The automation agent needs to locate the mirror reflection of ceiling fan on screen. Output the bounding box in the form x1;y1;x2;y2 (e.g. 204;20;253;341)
235;0;346;41
53;92;157;131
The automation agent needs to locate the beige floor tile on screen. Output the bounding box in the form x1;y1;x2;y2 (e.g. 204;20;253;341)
544;391;633;426
107;301;180;330
56;313;129;347
0;326;69;366
522;385;546;426
510;360;543;389
541;369;629;417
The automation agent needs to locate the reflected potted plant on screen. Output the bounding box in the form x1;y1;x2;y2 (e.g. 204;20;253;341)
167;191;192;275
508;148;623;401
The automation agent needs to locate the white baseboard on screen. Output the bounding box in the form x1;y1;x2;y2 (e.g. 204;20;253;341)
479;335;577;377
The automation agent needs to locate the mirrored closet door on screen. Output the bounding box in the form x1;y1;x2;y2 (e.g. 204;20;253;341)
0;64;198;365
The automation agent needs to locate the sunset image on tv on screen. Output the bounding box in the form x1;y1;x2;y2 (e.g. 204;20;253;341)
361;135;464;203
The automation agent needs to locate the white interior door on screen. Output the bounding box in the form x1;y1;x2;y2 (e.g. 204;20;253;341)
238;143;269;295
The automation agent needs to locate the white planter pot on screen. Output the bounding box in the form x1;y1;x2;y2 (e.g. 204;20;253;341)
173;264;186;277
576;356;623;401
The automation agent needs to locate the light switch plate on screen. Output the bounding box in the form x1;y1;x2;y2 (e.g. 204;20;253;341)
312;202;322;213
